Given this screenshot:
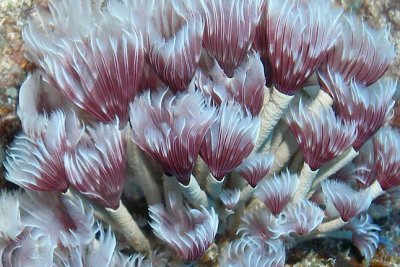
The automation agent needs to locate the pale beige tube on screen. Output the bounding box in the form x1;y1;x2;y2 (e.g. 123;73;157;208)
256;86;294;152
107;201;151;254
263;85;272;106
288;150;304;173
268;132;298;174
311;147;358;191
317;217;347;233
63;189;113;226
193;157;210;183
293;163;318;203
64;190;150;254
368;180;385;200
268;120;290;154
308;90;333;111
126;141;162;205
179;174;210;209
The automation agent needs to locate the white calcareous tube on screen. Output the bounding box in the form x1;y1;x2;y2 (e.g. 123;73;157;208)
257;86;294;152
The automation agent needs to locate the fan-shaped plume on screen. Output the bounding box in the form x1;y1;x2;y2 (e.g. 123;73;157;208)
4;111;83;192
238;207;279;241
0;190;97;267
254;0;341;95
57;226;116;267
19;191;95;247
65;121;127;209
17;73;68;136
1;227;54;267
220;189;240;210
146;0;203;92
106;0;148;37
149;194;218;262
111;253;147;267
110;251;169;267
373;127;400;190
0;191;23;241
219;237;285;267
345;214;380;261
107;1;163;91
130;88;216;185
23;0;103;64
198;51;266;115
137;62;168;92
190;0;265;77
50;26;143;124
255;169;299;215
24;1;144;125
277;199;324;236
317;66;348;98
236;153;274;188
351;142;377;188
200;101;260;180
111;250;169;267
287;100;356;170
322;180;372;222
319;13;395;87
329;75;396;150
106;0;174;93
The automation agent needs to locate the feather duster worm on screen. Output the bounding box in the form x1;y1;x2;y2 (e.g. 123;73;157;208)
24;0;144;125
149;194;218;261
